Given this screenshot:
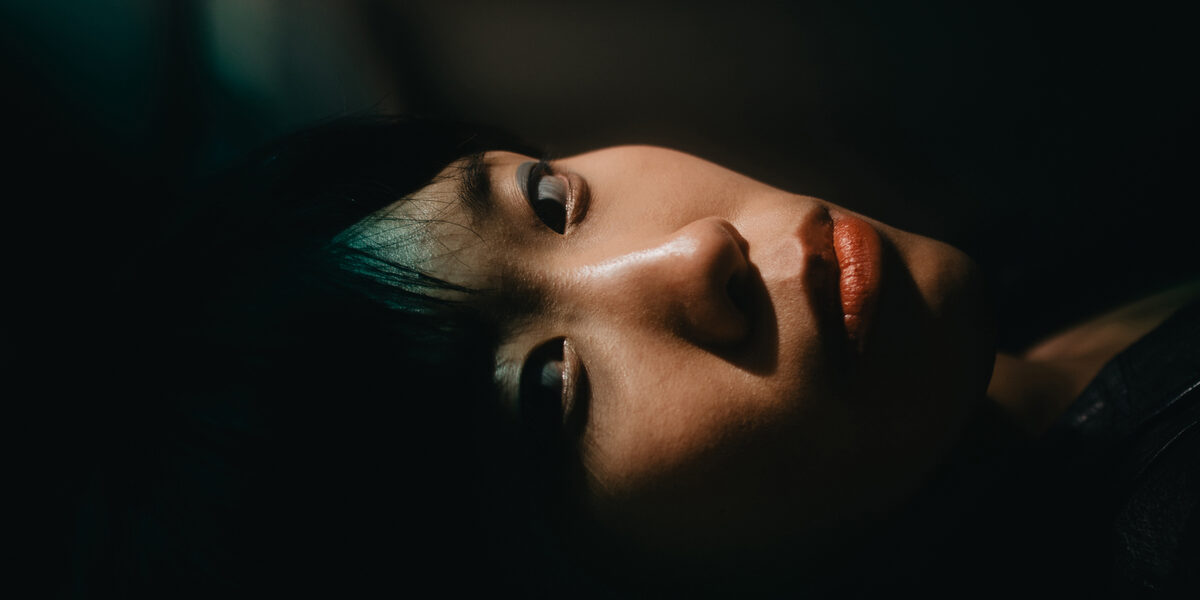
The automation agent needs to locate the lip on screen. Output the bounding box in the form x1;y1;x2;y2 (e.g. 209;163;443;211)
795;206;884;354
829;209;884;352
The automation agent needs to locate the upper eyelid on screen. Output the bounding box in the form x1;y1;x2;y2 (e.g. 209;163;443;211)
491;154;592;415
515;157;591;235
488;156;553;413
494;353;523;418
521;158;560;200
530;159;554;189
499;156;588;430
508;158;554;230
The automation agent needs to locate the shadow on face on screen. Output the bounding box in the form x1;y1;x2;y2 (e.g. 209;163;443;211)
375;145;996;589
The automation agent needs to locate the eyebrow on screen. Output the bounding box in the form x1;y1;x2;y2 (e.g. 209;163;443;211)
454;151;494;225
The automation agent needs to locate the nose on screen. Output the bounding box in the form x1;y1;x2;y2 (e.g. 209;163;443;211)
570;217;752;347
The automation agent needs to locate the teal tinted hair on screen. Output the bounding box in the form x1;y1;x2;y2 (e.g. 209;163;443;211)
78;116;581;596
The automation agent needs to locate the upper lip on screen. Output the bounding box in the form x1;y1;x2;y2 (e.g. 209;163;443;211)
796;204;835;263
793;203;842;325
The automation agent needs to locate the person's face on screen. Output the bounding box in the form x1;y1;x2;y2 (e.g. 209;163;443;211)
369;146;994;567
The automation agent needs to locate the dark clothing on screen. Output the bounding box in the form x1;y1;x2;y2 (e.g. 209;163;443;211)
1050;298;1200;594
830;300;1200;598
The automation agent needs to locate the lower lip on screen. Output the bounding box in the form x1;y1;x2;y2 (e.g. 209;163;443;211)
830;211;883;351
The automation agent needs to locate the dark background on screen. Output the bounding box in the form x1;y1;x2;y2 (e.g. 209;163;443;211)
5;0;1197;594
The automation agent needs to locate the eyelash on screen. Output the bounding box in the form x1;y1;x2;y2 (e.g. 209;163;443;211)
514;159;589;442
523;160;570;234
518;338;566;438
518;337;587;442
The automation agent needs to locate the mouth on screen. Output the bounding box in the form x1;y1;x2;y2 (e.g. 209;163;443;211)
830;209;883;352
796;206;884;354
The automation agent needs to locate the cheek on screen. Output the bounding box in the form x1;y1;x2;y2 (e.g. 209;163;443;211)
578;343;772;496
869;221;993;408
830;221;994;509
569;332;845;550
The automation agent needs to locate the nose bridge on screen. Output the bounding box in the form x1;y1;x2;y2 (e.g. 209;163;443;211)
569;216;750;346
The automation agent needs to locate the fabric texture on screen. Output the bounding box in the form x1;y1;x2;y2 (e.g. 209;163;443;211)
1052;298;1200;593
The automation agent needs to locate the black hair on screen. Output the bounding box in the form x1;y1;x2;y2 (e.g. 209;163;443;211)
72;116;591;597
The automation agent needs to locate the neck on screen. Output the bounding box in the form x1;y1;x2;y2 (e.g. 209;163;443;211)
985;353;1091;436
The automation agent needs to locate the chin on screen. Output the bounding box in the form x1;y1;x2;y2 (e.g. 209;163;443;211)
847;221;996;517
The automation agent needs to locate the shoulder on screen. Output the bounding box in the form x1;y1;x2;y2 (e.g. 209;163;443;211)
1026;280;1200;361
1054;296;1200;593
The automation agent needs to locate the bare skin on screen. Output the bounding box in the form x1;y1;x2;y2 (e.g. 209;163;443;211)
988;279;1200;435
352;145;1189;580
357;146;994;569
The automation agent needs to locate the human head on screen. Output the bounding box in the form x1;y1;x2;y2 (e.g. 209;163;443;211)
341;141;996;585
136;116;993;595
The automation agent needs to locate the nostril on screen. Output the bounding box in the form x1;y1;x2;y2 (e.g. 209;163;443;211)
716;220;753;327
726;268;750;315
715;266;754;348
653;216;756;347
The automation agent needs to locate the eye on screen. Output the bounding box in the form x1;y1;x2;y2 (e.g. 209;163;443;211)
518;338;566;441
517;338;587;441
518;160;569;234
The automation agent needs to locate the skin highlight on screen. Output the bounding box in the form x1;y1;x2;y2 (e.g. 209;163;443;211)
352;146;998;575
351;145;1200;592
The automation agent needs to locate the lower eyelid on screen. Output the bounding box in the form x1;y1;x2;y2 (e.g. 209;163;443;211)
561;338;587;430
562;171;589;230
